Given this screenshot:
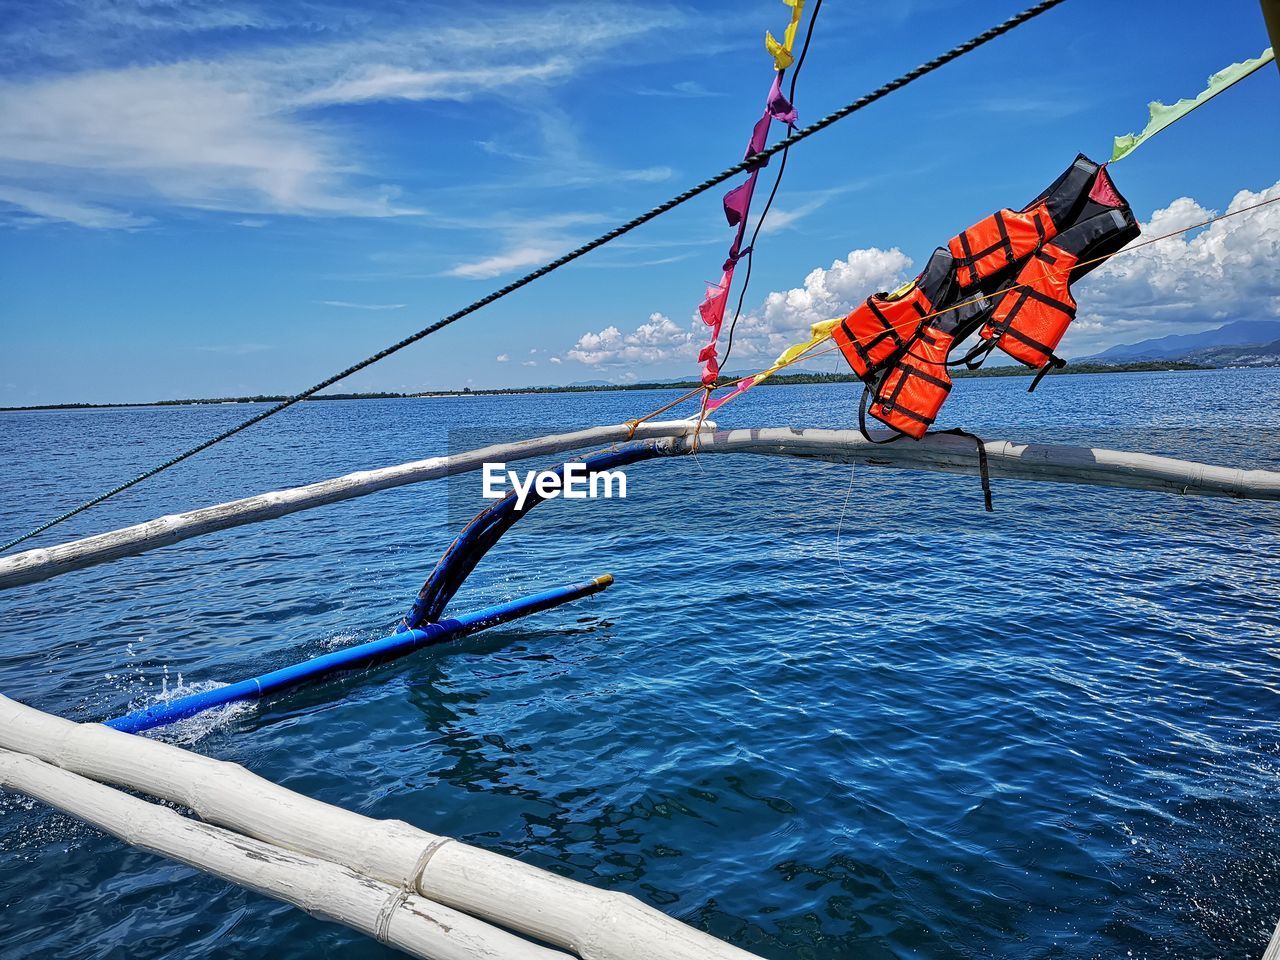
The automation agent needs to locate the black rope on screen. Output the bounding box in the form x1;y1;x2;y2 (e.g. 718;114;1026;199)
1;0;1067;554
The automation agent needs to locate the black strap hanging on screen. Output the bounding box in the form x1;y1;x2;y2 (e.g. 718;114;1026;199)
857;381;909;445
1028;356;1066;392
932;428;994;512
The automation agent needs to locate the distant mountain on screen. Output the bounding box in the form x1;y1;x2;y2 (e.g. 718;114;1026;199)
1182;338;1280;367
1084;320;1280;363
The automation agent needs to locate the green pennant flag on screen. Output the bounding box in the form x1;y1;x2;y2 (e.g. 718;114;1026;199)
1112;47;1275;162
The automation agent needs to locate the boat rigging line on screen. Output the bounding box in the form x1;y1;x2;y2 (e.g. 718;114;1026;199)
1;0;1069;555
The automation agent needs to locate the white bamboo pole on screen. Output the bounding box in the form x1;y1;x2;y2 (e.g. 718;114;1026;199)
4;422;1275;592
0;747;571;960
0;420;703;591
1263;920;1280;960
0;695;761;960
677;427;1280;499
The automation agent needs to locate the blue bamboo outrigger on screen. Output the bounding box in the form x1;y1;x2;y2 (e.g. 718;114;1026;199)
106;575;614;735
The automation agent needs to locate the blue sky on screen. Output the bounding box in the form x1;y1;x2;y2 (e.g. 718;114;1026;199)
1;0;1277;404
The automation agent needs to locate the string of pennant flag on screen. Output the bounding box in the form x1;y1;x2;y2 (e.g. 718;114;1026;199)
694;0;808;390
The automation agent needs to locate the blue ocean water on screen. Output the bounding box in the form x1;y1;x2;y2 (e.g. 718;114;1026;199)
0;368;1278;959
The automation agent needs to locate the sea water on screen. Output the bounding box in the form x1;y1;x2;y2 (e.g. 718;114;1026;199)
0;369;1277;959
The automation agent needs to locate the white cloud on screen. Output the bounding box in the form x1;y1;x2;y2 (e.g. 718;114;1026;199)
448;244;560;280
635;80;724;98
465;96;674;191
495;353;510;362
549;356;562;364
621;166;676;183
755;197;829;235
0;3;682;228
0;61;418;223
299;61;575;107
1065;180;1280;355
521;360;537;367
747;184;866;238
564;248;912;369
318;300;407;311
444;212;613;279
568;312;697;367
0;185;150;229
0;61;422;225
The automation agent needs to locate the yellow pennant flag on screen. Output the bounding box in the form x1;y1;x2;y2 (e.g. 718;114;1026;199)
765;0;806;71
753;316;840;386
705;315;838;411
713;279;926;410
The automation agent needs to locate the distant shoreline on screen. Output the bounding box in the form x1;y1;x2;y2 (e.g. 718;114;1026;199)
0;361;1234;412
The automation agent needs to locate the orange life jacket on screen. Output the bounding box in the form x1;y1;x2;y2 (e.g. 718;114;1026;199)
978;245;1077;369
946;155;1099;288
832;247;957;380
833;284;935;380
947;204;1054;289
865;326;954;440
839;156;1139;452
976;201;1140;373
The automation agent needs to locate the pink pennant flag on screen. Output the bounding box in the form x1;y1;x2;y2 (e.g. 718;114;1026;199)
700;353;720;385
744;112;772;168
698;269;733;328
723;181;752;227
726;188;757;262
767;74;797;125
705;375;756;411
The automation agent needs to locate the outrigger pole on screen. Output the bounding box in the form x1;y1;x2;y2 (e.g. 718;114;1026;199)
5;423;1279;592
106;575;614;734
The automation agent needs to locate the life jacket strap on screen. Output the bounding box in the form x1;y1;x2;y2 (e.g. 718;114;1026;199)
932;428;994;512
857;380;909;445
1028;355;1066;393
956;337;997;370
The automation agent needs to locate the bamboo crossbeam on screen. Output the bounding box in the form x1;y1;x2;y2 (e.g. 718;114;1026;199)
2;422;1276;592
0;747;572;960
677;427;1280;499
0;420;703;590
0;695;761;960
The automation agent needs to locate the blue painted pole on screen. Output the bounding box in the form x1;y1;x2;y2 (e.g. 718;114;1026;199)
105;574;614;735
